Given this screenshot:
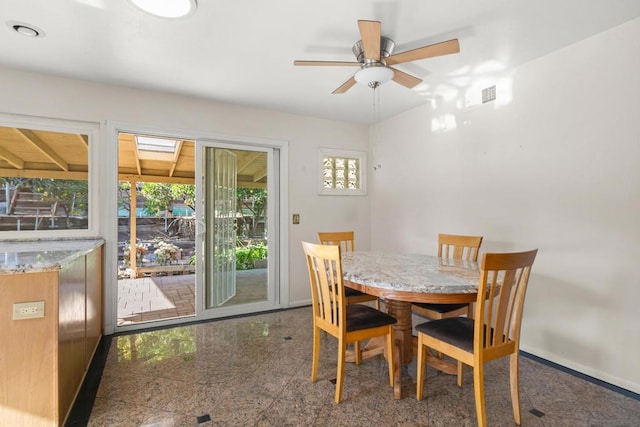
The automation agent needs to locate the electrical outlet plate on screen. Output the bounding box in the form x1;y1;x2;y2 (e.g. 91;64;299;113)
292;214;300;224
13;301;45;320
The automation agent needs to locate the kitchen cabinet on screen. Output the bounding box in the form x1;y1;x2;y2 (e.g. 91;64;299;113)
0;240;103;426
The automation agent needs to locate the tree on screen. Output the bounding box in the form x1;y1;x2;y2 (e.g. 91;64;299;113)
135;183;195;216
140;183;173;215
118;181;131;212
237;188;267;237
171;184;195;209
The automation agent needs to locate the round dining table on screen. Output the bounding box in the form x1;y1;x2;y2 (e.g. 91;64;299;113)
341;250;480;398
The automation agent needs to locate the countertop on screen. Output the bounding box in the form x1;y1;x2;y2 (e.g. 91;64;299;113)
0;238;104;274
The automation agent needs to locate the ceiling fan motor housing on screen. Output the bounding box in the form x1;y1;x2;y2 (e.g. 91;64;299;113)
352;36;395;63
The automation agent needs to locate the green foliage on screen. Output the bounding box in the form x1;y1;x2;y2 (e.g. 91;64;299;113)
140;183;173;215
137;183;195;216
237;188;267;236
172;184;195;208
187;244;266;269
235;242;268;270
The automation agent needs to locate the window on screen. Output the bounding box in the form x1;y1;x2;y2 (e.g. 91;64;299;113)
318;148;367;196
0;114;98;237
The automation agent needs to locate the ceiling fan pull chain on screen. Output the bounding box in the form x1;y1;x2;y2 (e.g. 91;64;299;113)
372;86;382;170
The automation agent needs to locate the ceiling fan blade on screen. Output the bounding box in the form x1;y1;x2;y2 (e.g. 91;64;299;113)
294;60;360;67
385;39;460;65
391;68;422;88
332;76;357;94
358;20;381;61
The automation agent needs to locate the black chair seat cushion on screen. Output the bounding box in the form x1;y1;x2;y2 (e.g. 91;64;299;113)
345;304;397;332
345;287;370;298
415;317;475;353
413;302;468;313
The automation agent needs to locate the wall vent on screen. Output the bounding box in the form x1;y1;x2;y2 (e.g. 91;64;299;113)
482;85;496;104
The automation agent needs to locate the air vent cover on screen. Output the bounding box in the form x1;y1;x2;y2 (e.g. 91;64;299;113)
482;85;496;104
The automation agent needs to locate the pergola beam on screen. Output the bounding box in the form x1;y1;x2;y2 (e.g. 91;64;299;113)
118;174;194;185
0;168;87;179
16;128;69;171
0;147;25;169
169;140;184;177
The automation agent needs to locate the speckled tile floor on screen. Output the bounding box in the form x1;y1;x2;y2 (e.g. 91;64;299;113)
82;307;639;426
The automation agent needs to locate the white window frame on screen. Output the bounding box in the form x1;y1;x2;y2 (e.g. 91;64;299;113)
0;113;99;239
318;148;367;196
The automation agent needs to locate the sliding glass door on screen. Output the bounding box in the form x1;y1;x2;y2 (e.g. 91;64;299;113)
195;140;277;319
111;125;283;333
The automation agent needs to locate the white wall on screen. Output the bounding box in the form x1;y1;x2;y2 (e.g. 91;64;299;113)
0;67;370;313
371;17;640;393
2;16;638;393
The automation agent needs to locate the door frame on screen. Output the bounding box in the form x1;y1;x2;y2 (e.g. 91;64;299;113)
195;140;279;319
104;121;289;334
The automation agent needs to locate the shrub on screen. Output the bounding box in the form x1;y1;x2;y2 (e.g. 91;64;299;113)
153;241;180;265
236;243;268;270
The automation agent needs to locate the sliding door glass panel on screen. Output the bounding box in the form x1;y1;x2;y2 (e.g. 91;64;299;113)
196;140;274;318
204;148;237;308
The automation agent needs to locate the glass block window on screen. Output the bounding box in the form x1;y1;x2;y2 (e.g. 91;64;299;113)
318;148;367;196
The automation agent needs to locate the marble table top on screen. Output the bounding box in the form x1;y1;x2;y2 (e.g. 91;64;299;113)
0;238;104;274
341;251;480;296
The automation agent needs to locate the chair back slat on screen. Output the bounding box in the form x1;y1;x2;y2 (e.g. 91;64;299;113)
474;250;537;353
302;241;345;332
438;233;483;262
318;231;355;253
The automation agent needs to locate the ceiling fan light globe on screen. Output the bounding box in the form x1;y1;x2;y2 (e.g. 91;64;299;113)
129;0;197;18
354;67;393;87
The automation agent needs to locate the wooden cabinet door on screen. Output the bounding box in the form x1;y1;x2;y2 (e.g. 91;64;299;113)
57;255;86;422
0;271;58;426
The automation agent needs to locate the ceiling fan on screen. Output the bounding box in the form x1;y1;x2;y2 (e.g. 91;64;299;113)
294;20;460;94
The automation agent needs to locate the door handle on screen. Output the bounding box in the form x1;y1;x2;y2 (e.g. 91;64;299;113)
195;219;206;238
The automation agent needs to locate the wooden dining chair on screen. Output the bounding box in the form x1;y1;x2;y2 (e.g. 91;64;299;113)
318;231;380;309
416;249;538;427
412;233;483;320
302;241;396;403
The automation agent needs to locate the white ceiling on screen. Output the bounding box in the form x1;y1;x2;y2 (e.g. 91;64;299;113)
2;0;640;124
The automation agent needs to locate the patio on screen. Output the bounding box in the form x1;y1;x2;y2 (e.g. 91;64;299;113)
117;268;268;325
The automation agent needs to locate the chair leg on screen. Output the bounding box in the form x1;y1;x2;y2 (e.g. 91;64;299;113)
456;361;464;387
354;340;361;365
335;338;347;403
311;326;320;382
416;334;426;400
509;352;522;425
473;363;487;427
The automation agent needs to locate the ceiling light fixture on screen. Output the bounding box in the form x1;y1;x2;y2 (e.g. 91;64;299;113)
354;63;394;89
128;0;197;18
7;21;45;38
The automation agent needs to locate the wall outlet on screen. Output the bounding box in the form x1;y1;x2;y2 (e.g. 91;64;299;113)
292;213;300;224
13;301;45;320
